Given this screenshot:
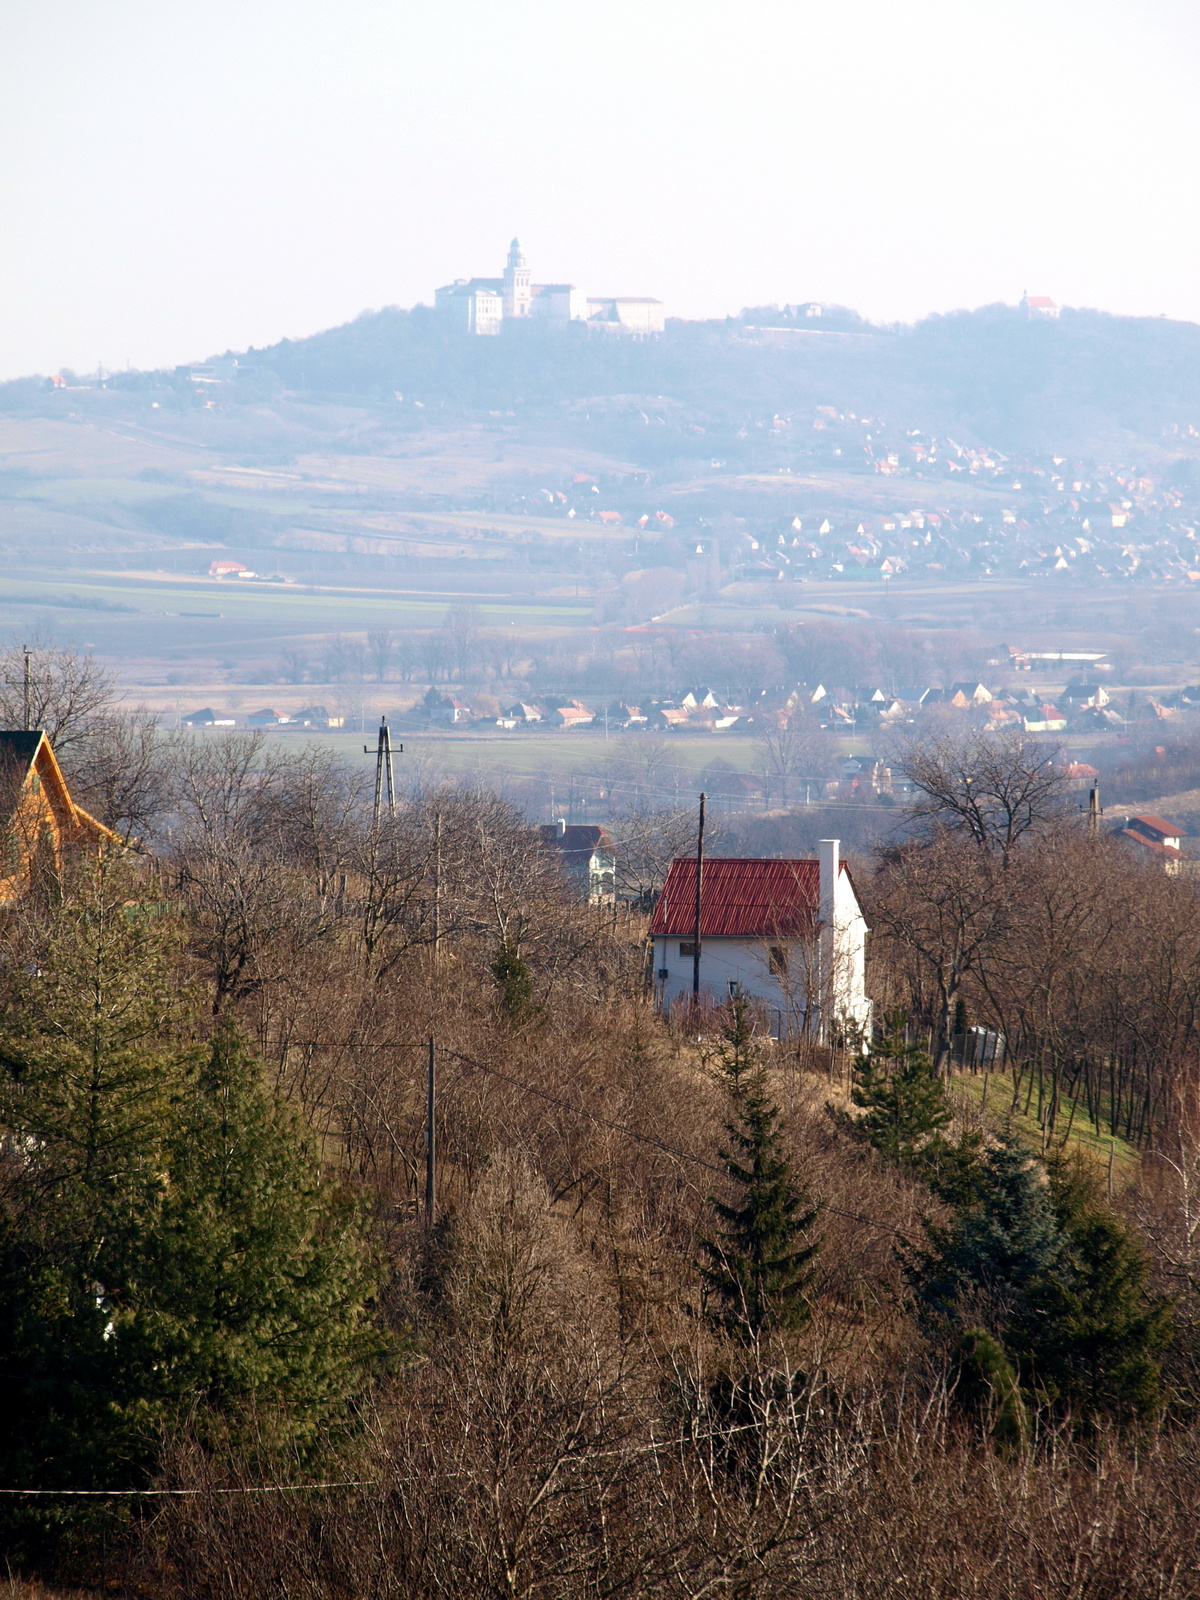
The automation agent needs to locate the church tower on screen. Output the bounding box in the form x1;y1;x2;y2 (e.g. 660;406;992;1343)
503;238;532;319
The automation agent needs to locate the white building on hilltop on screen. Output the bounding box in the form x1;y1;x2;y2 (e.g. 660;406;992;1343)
436;239;664;336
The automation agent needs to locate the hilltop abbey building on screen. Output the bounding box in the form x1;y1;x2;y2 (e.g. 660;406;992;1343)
435;240;664;336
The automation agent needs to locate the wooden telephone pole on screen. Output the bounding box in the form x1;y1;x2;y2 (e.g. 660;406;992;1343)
425;1035;436;1227
1087;781;1101;840
693;792;706;1001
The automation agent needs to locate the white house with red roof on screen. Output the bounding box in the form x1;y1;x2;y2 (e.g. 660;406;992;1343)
1113;813;1187;875
648;840;871;1039
1022;293;1060;320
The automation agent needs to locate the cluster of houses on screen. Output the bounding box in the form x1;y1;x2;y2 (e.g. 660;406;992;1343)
806;678;1120;736
180;706;345;731
500;410;1200;593
422;688;768;735
722;487;1200;589
4;713;1195;1047
418;667;1162;741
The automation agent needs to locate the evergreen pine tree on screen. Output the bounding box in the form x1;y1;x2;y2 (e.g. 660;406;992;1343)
142;1024;386;1455
911;1131;1063;1327
492;939;536;1023
0;866;383;1565
846;1013;983;1204
699;1001;819;1342
955;1328;1029;1450
0;862;198;1555
851;1014;952;1167
912;1139;1170;1430
1009;1157;1172;1426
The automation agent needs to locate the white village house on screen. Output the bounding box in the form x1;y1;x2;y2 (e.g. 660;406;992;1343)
649;840;871;1040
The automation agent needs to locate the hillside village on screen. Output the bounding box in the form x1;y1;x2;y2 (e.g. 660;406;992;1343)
489;414;1200;589
179;648;1200;751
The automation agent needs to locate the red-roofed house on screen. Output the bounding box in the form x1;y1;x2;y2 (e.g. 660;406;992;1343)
1022;294;1060;320
1113;813;1187;875
648;840;870;1038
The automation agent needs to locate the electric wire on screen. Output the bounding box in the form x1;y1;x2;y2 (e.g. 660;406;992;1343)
275;1036;906;1238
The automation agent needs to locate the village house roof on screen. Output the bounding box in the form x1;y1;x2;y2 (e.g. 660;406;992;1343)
1125;814;1184;843
649;856;852;940
1115;829;1183;862
181;707;236;727
539;823;614;868
0;730;119;850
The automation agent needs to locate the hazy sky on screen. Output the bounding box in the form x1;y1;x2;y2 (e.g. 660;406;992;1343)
3;0;1199;380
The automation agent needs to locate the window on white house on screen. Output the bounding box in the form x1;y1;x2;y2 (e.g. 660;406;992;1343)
679;940;697;956
769;946;788;977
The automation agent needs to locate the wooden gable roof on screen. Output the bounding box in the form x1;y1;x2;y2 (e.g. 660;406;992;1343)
0;730;119;848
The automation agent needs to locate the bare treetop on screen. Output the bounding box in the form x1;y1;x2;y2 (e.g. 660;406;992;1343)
0;643;116;753
897;729;1070;857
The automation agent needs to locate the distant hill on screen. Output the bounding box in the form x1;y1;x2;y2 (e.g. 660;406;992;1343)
226;301;1200;460
7;300;1200;485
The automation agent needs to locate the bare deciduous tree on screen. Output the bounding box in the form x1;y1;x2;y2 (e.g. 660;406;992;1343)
897;728;1070;857
757;714;831;810
871;829;1016;1071
367;628;394;683
0;642;117;755
608;801;723;910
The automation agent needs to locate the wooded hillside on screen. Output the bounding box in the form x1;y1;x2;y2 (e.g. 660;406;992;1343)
1;660;1199;1597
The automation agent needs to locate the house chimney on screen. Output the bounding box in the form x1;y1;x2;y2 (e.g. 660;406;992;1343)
819;838;839;931
556;817;566;838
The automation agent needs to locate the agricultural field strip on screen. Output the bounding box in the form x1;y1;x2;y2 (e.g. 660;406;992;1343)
193;489;641;546
7;477;642;548
0;565;591;623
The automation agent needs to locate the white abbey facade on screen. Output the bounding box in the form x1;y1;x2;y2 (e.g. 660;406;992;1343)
436;240;664;336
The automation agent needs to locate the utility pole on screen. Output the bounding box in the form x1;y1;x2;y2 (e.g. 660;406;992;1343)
364;716;401;826
425;1035;436;1227
22;645;30;733
693;791;706;1002
1087;780;1100;840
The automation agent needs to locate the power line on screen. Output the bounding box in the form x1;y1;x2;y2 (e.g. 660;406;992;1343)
273;1038;905;1238
0;1481;372;1497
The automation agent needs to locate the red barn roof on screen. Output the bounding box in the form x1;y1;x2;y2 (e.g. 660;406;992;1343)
649;857;849;939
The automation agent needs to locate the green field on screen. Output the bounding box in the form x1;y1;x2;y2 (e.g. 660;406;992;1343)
0;565;594;631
